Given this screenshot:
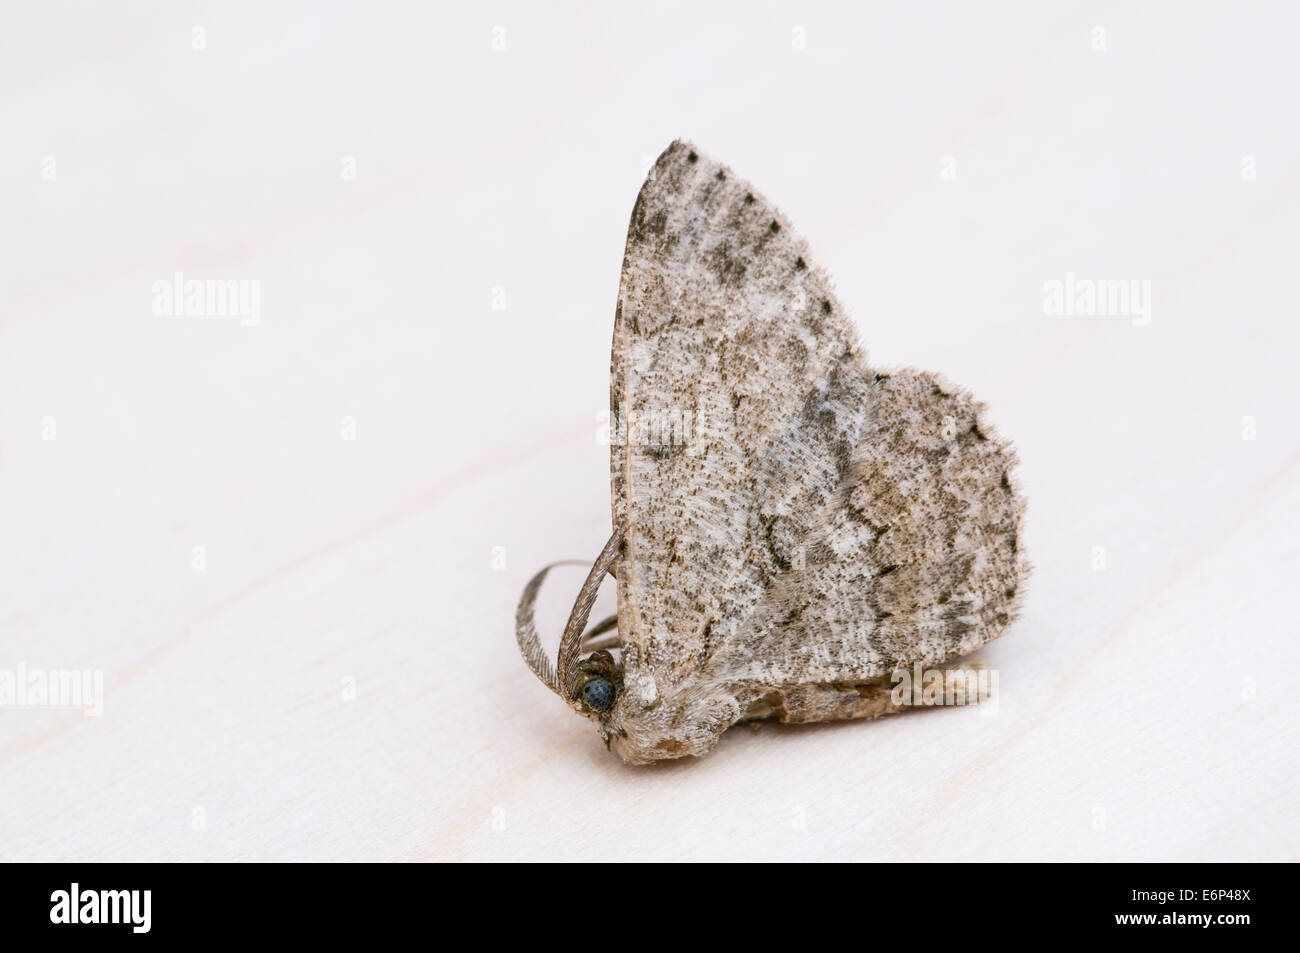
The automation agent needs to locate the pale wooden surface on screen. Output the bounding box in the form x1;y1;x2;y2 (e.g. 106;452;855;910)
2;1;1297;861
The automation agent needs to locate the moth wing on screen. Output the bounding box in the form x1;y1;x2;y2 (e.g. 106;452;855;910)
612;140;874;699
704;369;1026;689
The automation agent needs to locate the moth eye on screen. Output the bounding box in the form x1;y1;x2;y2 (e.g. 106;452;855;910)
581;677;616;713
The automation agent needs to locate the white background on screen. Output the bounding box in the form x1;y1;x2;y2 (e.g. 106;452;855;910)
2;1;1297;861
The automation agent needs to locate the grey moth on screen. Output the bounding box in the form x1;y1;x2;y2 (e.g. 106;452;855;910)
517;140;1027;764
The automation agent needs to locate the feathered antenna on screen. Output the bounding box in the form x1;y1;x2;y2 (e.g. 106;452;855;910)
515;530;623;702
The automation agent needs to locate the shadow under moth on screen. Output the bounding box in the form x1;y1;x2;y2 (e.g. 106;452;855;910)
517;140;1027;764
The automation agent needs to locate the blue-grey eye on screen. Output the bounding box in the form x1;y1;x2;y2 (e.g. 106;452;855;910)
582;677;615;712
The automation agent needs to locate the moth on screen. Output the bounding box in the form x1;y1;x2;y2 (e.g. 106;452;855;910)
517;141;1027;764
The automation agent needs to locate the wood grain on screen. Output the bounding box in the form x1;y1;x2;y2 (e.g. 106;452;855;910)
1;1;1295;860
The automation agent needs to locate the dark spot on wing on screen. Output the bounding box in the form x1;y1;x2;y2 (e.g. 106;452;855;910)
707;242;747;286
744;192;755;204
781;337;808;367
833;438;852;480
821;299;832;314
769;220;781;234
844;501;882;532
800;540;831;568
947;618;973;639
715;170;726;181
878;564;899;576
628;193;669;246
700;618;717;656
646;442;685;461
795;256;806;270
761;515;792;573
687;150;698;163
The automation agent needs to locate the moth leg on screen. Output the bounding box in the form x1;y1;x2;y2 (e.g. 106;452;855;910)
580;614;620;653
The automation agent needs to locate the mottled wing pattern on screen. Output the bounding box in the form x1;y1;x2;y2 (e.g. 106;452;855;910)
612;141;1025;717
707;370;1025;687
612;140;873;699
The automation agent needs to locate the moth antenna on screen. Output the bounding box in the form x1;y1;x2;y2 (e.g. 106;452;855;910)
515;561;581;694
514;531;623;700
556;530;623;700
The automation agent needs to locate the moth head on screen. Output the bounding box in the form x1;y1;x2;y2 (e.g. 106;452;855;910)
514;527;738;759
572;650;620;716
514;531;738;763
515;532;628;726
